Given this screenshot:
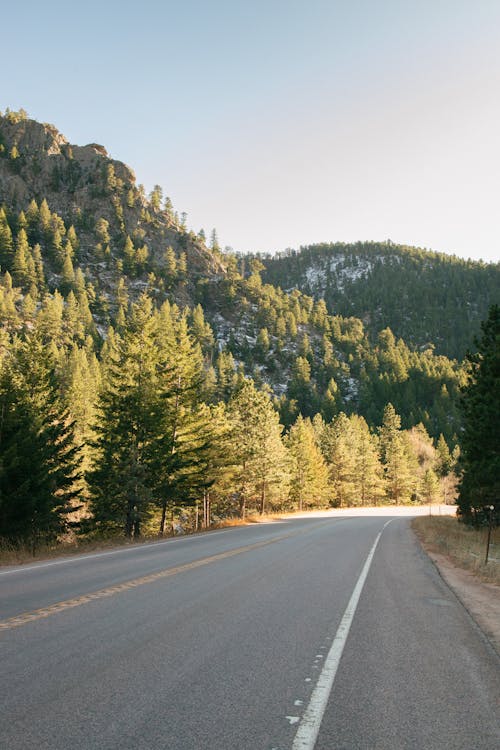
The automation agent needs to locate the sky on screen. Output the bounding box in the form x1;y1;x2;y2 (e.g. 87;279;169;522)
1;0;499;262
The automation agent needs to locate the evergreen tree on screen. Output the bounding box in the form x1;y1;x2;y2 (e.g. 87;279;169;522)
25;199;40;244
60;251;76;295
37;291;65;348
150;185;163;211
287;415;329;510
0;333;82;547
435;434;452;477
349;415;385;505
163;246;177;286
210;228;220;252
32;244;46;291
215;351;238;401
457;305;500;524
0;207;14;270
154;307;210;534
289;356;314;415
123;235;136;275
229;380;289;516
12;229;30;287
191;304;214;353
88;294;161;537
193;402;236;528
421;468;440;505
38;199;51;239
321;413;357;507
379;403;415;504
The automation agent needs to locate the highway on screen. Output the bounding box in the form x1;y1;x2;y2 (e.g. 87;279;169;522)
1;512;499;749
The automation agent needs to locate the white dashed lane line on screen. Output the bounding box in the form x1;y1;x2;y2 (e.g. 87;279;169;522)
291;520;393;750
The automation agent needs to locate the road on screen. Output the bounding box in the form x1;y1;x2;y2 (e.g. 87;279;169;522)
1;511;499;749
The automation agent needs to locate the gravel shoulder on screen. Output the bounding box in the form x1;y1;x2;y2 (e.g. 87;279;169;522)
417;541;500;656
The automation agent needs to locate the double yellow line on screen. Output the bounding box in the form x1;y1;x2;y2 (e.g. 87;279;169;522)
0;531;296;632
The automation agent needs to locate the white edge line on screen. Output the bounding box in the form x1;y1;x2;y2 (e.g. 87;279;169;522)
292;519;393;750
0;529;230;576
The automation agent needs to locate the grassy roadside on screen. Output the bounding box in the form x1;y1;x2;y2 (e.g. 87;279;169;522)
0;513;281;567
412;516;500;585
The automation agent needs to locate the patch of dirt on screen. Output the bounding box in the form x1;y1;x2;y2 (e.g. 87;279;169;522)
421;543;500;656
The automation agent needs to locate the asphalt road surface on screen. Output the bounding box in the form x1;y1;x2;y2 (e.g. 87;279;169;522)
1;512;499;749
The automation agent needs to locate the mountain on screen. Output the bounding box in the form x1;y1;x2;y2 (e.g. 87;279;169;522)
0;109;225;302
0;109;486;444
259;242;499;360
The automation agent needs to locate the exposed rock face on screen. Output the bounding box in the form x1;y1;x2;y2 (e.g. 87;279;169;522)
0;110;226;290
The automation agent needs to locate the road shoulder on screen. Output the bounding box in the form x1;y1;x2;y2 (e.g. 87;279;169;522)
416;539;500;656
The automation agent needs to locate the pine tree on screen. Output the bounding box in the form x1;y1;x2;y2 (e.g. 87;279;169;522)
150;185;163;211
163;246;177;286
60;251;75;295
62;345;100;483
210;228;220;252
349;415;385;506
229;380;289;516
154;307;209;533
0;333;82;547
163;196;174;221
256;327;270;358
123;235;136;275
191;304;214;353
38;199;51;239
12;229;30;287
0;207;14;270
435;434;452;477
66;225;79;254
322;377;341;422
25;199;40;244
321;413;357;507
37;291;65;348
287;415;329;510
289;356;314;415
215;351;238;401
457;305;500;524
50;226;65;267
177;252;187;280
379;403;415;504
88;294;161;537
421;468;440;505
32;244;46;291
191;402;236;528
62;291;85;345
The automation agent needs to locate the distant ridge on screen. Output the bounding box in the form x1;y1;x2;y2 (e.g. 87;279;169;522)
259;241;499;359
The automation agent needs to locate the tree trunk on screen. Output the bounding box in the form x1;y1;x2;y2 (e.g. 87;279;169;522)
203;490;210;529
125;499;134;538
159;500;167;536
133;515;141;538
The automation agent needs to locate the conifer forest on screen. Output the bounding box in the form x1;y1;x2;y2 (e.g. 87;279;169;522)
0;109;498;548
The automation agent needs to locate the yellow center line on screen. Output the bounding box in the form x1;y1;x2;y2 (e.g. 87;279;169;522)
0;529;304;632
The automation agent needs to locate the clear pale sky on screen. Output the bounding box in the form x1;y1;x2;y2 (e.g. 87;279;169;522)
1;0;499;262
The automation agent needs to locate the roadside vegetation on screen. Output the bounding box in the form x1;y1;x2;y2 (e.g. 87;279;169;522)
412;515;500;585
0;111;497;559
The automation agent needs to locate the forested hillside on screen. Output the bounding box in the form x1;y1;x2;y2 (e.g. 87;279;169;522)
0;109;484;547
260;242;499;360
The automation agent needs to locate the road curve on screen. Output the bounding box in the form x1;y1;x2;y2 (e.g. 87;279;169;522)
1;512;499;749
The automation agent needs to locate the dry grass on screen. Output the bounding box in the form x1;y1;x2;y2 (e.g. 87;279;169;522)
213;513;283;528
412;516;500;585
0;534;163;567
0;514;283;566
